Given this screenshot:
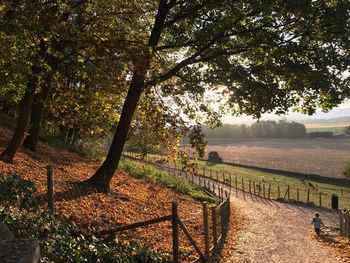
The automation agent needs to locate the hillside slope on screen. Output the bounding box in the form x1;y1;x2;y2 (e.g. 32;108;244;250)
0;126;208;261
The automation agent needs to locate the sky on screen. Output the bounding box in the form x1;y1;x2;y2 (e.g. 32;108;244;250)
222;99;350;125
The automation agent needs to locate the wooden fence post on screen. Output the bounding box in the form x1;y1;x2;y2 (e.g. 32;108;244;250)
253;182;256;195
297;188;299;202
210;169;212;179
319;193;322;207
263;184;265;198
283;186;289;200
307;188;310;203
347;211;350;240
249;180;251;193
278;185;280;198
211;206;218;252
287;185;290;200
47;165;54;213
172;202;179;263
235;176;238;188
340;210;345;236
203;202;210;259
242;178;245;192
216;171;219;181
220;204;225;236
268;184;271;199
229;174;232;186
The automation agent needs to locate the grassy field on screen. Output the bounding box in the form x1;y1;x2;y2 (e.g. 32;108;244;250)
203;138;350;178
125;152;350;209
192;160;350;209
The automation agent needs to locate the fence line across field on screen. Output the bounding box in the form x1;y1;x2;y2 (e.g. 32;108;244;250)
124;152;350;210
198;150;348;178
124;152;350;244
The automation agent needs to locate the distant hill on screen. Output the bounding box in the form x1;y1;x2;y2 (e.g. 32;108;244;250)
297;116;350;128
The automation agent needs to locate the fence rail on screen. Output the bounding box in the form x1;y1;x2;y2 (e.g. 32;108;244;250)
46;156;232;262
340;209;350;241
121;154;231;262
123;152;350;210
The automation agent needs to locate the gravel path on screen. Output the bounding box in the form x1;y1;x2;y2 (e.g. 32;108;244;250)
224;188;342;263
143;163;343;262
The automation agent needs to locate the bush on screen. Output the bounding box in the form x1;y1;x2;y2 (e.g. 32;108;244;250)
309;131;333;138
0;174;38;208
0;206;171;263
207;151;223;163
0;173;171;263
343;162;350;179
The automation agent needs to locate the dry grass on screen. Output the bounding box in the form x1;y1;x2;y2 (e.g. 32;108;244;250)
205;138;350;178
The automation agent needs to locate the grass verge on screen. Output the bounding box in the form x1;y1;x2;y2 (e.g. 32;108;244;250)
119;158;219;204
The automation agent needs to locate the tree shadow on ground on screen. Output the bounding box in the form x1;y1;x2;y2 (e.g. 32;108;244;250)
38;181;130;203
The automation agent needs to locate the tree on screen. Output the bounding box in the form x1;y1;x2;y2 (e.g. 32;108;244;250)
0;0;130;157
0;1;77;161
285;121;306;138
87;0;350;190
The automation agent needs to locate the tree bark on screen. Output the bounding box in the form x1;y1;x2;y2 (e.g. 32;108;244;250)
85;0;171;190
22;75;52;151
0;68;39;163
85;69;147;190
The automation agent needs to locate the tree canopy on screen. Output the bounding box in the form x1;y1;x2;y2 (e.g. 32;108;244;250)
1;0;349;189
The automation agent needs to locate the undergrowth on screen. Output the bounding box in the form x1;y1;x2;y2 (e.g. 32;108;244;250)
0;173;171;263
119;158;219;204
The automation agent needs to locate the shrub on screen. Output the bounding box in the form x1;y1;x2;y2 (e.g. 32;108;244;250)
0;206;171;263
0;174;38;208
309;131;333;138
207;151;223;163
0;173;171;263
343;162;350;179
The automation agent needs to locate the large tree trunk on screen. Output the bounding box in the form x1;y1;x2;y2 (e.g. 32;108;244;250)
86;0;172;190
22;75;52;151
0;69;39;163
85;69;146;190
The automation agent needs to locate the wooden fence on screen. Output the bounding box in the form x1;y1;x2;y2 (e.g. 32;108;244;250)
340;209;350;241
124;152;350;209
123;155;231;262
46;163;231;262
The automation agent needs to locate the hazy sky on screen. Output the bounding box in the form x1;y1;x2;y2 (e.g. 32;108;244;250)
222;99;350;124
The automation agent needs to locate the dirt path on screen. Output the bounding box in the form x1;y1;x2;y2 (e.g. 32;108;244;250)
223;188;342;262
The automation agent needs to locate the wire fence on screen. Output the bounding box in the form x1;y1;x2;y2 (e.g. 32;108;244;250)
124;152;350;210
200;148;350;178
